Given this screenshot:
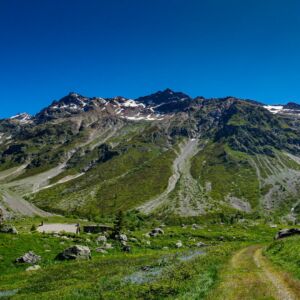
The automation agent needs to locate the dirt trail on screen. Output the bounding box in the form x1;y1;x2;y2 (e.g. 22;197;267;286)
208;245;299;300
138;139;199;214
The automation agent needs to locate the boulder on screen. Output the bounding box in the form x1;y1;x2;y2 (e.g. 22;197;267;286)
102;243;113;250
16;251;41;264
122;245;131;252
56;245;91;260
26;265;41;272
95;248;108;254
196;242;207;248
0;224;18;234
96;235;107;244
119;234;128;242
275;228;300;240
149;228;164;237
115;234;128;242
129;237;138;243
176;240;183;248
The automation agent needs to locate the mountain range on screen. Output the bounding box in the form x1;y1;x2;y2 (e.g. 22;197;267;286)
1;89;300;222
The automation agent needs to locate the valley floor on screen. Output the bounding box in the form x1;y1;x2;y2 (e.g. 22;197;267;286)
1;217;300;299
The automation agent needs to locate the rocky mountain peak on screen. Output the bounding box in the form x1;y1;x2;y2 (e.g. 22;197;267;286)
135;89;191;106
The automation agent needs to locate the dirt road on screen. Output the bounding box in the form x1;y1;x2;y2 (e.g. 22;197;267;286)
208;245;300;300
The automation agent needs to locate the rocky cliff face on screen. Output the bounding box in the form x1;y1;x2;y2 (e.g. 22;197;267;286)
1;89;300;221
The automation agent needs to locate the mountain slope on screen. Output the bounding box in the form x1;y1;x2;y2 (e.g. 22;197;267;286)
1;90;300;221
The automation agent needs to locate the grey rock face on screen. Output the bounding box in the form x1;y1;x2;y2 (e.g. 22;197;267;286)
56;245;91;260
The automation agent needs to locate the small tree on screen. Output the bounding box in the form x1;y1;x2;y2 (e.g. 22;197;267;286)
111;210;124;239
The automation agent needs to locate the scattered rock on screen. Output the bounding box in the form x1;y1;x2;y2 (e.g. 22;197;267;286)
102;243;113;250
141;266;151;271
149;228;164;237
96;235;107;244
275;228;300;240
56;245;91;260
176;240;183;248
115;234;128;242
95;248;108;254
0;224;18;234
196;242;208;248
26;265;41;272
192;224;199;230
16;251;41;264
129;237;138;242
122;245;131;252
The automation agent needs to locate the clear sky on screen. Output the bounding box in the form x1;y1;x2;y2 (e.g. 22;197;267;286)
1;0;300;118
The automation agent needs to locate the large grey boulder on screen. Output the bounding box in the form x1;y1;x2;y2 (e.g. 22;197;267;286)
16;251;41;264
0;224;18;234
56;245;91;260
275;228;300;240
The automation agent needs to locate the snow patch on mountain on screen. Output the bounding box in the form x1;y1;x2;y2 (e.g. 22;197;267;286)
10;113;32;123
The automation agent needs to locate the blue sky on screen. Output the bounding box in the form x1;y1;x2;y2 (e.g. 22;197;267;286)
1;0;300;118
